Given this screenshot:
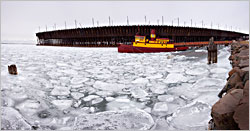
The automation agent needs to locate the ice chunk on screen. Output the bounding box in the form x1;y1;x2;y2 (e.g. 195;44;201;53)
132;78;149;84
91;97;104;105
195;49;207;53
164;73;188;84
15;99;41;116
107;96;145;111
50;86;70;96
95;91;113;97
210;67;228;74
194;91;220;105
89;107;95;113
1;107;32;130
71;77;89;85
171;101;211;130
147;74;163;79
73;100;82;108
158;95;176;102
168;83;199;100
71;92;85;100
73;109;154;130
185;67;209;76
83;95;100;102
105;97;115;102
143;107;152;114
131;87;148;98
93;81;125;92
152;102;168;115
193;78;225;89
150;84;167;94
51;100;73;110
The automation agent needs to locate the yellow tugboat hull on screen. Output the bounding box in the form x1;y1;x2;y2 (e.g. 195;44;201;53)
133;42;174;48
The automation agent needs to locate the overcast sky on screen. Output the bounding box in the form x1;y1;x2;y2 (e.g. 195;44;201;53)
1;1;249;43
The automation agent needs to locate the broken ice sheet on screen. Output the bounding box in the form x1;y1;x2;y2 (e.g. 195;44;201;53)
1;45;231;130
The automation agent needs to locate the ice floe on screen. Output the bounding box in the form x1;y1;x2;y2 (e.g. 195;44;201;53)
71;92;85;100
51;100;73;110
1;107;32;130
1;44;231;130
73;109;154;130
164;73;188;84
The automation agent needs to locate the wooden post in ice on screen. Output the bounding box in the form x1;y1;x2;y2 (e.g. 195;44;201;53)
207;37;218;64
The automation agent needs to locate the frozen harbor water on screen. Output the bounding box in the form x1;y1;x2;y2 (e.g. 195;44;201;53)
1;44;231;130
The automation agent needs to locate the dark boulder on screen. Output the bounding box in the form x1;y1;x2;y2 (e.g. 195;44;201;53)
233;81;249;130
212;89;243;130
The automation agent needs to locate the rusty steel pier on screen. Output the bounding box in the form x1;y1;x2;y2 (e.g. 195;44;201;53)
36;25;248;47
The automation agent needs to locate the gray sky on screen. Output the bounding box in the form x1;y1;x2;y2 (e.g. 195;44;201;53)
1;1;249;43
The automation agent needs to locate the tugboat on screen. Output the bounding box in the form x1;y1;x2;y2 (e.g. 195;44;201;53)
118;29;188;53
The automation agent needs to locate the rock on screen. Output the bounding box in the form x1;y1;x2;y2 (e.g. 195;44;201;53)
73;109;154;130
241;67;249;72
233;101;249;130
226;72;242;92
212;89;243;130
242;71;249;85
242;81;249;103
237;49;249;58
1;107;32;130
235;82;244;89
228;67;240;78
233;81;249;130
239;59;249;68
8;64;18;75
218;72;242;98
208;119;215;130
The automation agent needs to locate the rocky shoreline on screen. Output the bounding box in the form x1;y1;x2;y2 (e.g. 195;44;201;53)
209;41;249;130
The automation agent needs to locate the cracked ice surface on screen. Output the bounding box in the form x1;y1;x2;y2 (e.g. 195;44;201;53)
1;45;231;130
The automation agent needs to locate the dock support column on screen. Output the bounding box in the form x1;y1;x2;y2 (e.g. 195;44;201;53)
207;37;218;64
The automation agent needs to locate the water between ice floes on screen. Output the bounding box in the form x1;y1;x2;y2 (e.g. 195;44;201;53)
1;44;231;130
